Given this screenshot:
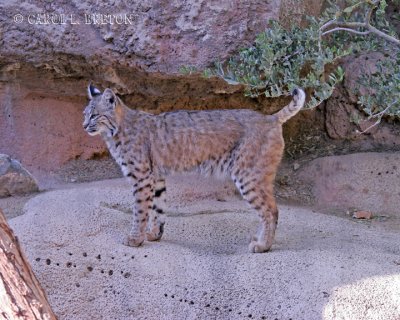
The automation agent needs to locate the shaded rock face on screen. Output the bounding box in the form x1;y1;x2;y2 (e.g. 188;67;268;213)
1;0;398;176
0;1;325;173
0;154;39;197
0;84;106;171
0;1;280;73
298;152;400;214
324;54;400;147
1;66;310;172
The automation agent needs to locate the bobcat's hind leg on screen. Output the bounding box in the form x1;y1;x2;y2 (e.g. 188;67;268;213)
233;172;278;253
146;178;167;241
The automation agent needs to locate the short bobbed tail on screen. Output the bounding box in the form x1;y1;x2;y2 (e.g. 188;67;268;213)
274;88;306;124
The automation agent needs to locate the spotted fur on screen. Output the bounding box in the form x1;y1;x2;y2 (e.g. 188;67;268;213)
83;84;306;253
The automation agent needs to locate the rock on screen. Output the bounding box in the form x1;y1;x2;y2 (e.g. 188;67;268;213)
293;162;300;171
0;154;39;197
0;84;107;172
324;87;360;140
8;176;400;320
0;1;283;73
324;54;400;146
342;53;385;104
352;210;373;220
325;86;400;149
297;152;400;215
0;1;328;172
2;0;398;177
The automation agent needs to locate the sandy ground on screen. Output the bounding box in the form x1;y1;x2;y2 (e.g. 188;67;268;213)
4;175;400;320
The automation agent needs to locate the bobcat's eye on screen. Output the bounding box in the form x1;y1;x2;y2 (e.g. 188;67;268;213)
109;97;115;104
90;114;98;120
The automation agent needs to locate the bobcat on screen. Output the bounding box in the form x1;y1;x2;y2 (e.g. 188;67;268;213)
83;84;305;253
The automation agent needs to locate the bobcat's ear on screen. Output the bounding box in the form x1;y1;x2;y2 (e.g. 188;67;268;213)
88;83;101;99
103;88;117;108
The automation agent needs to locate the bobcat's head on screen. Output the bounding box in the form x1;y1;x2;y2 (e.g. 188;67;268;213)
83;84;118;137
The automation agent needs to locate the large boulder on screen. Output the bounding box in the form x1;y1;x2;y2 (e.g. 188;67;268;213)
297;152;400;215
0;154;39;197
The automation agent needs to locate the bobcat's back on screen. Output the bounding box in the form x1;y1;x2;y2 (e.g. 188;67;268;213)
147;109;279;174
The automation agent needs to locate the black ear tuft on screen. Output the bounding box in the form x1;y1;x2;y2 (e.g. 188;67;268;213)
88;83;101;99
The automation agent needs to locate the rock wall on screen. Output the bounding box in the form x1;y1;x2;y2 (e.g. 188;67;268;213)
0;83;105;171
0;1;282;73
0;0;324;173
1;0;399;175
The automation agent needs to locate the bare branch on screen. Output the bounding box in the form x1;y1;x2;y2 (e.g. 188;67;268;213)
356;101;396;134
371;101;396;118
319;1;400;46
356;118;381;134
320;19;337;32
367;24;400;45
322;28;370;36
320;21;366;32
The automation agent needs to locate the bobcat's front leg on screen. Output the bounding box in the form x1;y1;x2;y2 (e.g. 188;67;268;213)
146;178;167;241
123;162;155;247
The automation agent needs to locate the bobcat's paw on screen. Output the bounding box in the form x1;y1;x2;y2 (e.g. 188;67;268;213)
248;239;272;253
146;221;165;241
123;234;145;247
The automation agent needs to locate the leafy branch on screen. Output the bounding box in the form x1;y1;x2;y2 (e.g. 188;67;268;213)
205;0;400;129
320;1;400;45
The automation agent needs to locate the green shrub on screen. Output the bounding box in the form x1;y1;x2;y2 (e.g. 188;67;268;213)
205;0;400;130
